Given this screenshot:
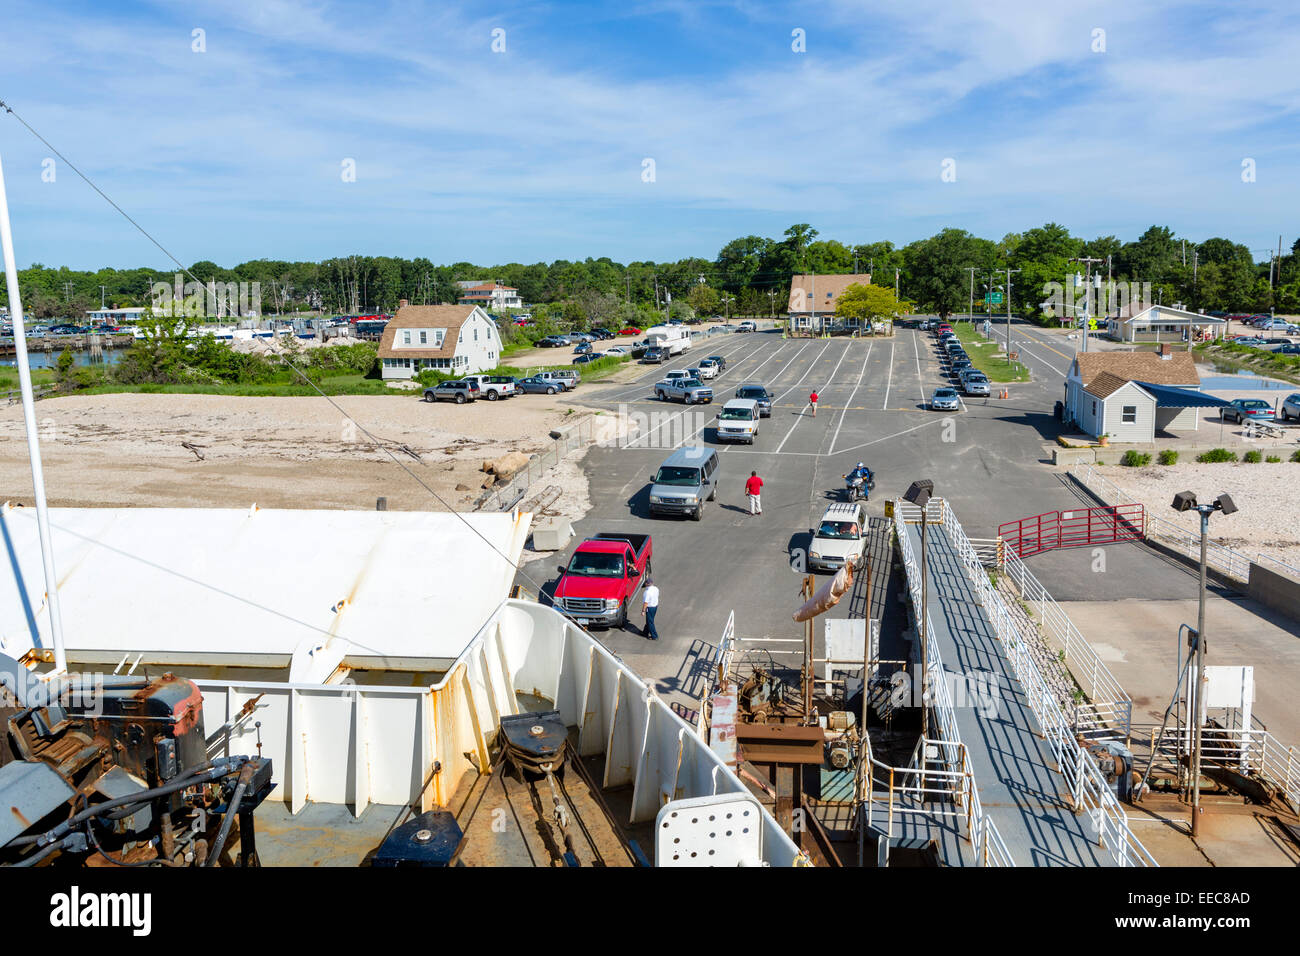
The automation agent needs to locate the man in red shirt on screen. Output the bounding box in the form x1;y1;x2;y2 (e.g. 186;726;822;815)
744;471;764;515
808;390;819;417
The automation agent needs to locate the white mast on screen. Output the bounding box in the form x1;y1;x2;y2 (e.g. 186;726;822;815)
0;153;67;673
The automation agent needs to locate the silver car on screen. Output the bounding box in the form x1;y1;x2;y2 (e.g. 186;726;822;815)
1281;393;1300;422
931;387;960;411
962;372;991;396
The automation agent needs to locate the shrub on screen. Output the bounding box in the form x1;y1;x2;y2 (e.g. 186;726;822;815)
1196;448;1238;463
1120;450;1151;467
1291;449;1300;463
1266;455;1281;463
1243;450;1262;463
1157;450;1178;465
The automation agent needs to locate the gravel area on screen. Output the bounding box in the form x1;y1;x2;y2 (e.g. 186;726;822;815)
1095;461;1300;569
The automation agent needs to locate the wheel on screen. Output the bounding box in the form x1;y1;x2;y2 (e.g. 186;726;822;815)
455;393;466;404
487;390;498;401
693;502;704;521
423;393;433;402
614;600;628;629
657;390;666;401
547;387;557;394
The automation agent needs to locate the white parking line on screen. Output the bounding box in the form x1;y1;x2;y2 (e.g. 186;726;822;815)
882;340;895;409
672;341;795;447
826;416;948;458
601;335;757;403
912;329;926;406
830;341;873;456
773;339;842;453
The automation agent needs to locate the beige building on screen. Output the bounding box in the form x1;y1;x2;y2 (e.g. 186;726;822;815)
787;273;873;331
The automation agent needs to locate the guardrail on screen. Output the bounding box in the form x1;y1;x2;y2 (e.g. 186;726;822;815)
1143;724;1300;813
1000;546;1133;739
941;499;1156;866
890;504;1013;865
475;415;599;511
1067;464;1300;582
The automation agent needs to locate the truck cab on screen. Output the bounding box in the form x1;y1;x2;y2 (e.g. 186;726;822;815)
552;533;653;628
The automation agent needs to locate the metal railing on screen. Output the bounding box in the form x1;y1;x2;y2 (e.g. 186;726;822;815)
1000;545;1133;739
941;499;1156;866
889;504;1013;865
476;415;600;512
1067;464;1300;581
1144;725;1300;812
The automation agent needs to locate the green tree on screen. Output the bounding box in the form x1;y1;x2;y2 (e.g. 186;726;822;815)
687;283;720;316
836;283;907;325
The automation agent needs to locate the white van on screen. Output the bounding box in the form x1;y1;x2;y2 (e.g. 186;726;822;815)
645;324;691;356
808;501;868;572
715;398;760;444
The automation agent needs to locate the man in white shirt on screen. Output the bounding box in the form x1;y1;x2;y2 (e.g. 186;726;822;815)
642;578;660;641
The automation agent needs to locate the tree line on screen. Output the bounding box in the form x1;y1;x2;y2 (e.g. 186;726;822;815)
4;223;1297;322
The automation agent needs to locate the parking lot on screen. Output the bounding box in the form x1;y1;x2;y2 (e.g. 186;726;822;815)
521;322;1221;712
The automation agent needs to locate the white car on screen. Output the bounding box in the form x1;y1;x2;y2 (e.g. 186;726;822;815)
807;501;868;572
690;363;717;380
605;345;632;356
664;369;694;385
737;321;758;333
714;398;760;443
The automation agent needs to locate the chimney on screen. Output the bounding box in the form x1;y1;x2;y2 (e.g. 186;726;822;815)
398;298;409;309
1158;343;1172;359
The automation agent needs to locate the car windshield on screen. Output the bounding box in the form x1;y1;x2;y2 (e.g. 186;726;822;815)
817;520;860;540
737;388;768;400
655;466;702;486
566;552;625;577
719;407;754;420
936;389;956;398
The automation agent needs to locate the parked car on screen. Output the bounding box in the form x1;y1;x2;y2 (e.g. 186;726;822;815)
574;341;592;354
463;374;517;401
648;446;719;521
1271;343;1300;355
1280;393;1300;421
538;369;580;390
655;376;713;404
590;328;613;340
618;327;643;336
552;533;653;628
695;358;720;378
931;387;960;411
536;336;566;348
714;398;760;444
735;383;773;417
1221;398;1274;423
707;354;727;371
641;346;668;364
604;345;633;356
807;501;869;573
961;372;991;396
515;375;562;394
950;359;973;378
573;352;605;365
736;320;757;333
1232;336;1267;346
423;380;480;404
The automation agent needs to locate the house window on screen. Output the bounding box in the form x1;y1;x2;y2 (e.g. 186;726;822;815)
1122;405;1137;424
1091;400;1097;416
419;331;427;344
402;330;411;345
474;328;478;341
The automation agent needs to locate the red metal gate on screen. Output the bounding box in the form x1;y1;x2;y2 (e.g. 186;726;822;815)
998;504;1146;558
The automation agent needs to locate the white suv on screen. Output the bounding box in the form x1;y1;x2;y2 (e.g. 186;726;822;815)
715;398;760;443
807;501;868;573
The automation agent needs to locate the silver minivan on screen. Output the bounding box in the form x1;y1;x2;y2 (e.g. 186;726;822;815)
648;446;719;521
715;398;760;444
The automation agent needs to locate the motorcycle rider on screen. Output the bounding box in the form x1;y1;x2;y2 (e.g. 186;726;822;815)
844;461;873;500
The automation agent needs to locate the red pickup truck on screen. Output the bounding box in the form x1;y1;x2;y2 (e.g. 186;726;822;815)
552;533;652;628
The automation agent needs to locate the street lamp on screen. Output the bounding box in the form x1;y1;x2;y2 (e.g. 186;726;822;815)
903;479;934;741
1169;490;1237;837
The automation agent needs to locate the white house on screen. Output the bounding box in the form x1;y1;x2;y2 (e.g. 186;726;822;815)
1106;304;1227;344
86;306;148;324
1063;348;1207;442
456;281;523;311
377;302;503;380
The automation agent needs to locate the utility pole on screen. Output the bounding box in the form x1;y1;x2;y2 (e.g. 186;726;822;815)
99;285;106;310
894;268;899;302
964;267;976;324
1005;267;1020;360
1070;256;1103;352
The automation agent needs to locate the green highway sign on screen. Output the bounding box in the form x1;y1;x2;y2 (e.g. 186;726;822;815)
984;292;1003;305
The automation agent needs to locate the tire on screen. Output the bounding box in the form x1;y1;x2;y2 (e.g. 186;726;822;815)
614;600;628;629
455;393;466;405
547;387;557;394
487;390;498;401
693;502;704;521
423;393;433;402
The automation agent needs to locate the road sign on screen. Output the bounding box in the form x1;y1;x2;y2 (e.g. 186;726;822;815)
984;292;1003;305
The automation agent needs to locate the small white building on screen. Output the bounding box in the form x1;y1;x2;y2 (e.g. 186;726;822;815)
86;306;147;324
456;282;523;311
377;302;503;380
1064;348;1208;442
1107;304;1227;344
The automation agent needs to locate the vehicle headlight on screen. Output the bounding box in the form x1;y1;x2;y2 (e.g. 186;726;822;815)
650;495;663;503
603;598;620;610
810;551;821;559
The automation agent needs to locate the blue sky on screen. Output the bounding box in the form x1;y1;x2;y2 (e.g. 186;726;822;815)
1;0;1298;269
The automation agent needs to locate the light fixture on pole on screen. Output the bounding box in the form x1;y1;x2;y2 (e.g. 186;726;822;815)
1169;490;1237;837
903;479;934;741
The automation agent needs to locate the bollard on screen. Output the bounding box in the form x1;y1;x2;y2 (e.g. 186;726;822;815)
376;496;388;511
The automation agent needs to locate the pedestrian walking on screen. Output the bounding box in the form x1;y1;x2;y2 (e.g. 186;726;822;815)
744;470;764;515
808;390;819;417
642;577;660;641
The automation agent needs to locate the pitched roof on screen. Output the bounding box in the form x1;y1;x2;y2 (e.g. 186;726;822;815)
788;273;872;313
1119;304;1225;324
377;304;478;359
1072;350;1200;388
1082;370;1142;399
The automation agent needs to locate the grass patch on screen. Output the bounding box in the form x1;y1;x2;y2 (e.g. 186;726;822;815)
953;325;1031;382
1158;449;1179;465
1292;450;1300;463
1196;448;1239;463
1267;455;1282;463
1243;449;1263;463
1121;450;1152;467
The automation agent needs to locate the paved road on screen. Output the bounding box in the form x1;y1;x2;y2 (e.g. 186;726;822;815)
525;323;1234;710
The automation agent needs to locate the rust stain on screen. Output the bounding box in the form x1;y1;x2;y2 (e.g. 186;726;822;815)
11;806;30;829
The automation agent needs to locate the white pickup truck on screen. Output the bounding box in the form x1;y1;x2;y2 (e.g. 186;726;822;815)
464;375;517;401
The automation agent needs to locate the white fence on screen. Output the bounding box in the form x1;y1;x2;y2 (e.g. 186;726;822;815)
891;504;1014;866
200;599;803;865
1067;464;1300;581
940;500;1157;867
1000;546;1133;739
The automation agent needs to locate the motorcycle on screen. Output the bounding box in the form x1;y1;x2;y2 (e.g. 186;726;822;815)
842;471;874;502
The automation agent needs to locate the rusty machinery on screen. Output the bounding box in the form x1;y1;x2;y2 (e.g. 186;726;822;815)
0;652;273;867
